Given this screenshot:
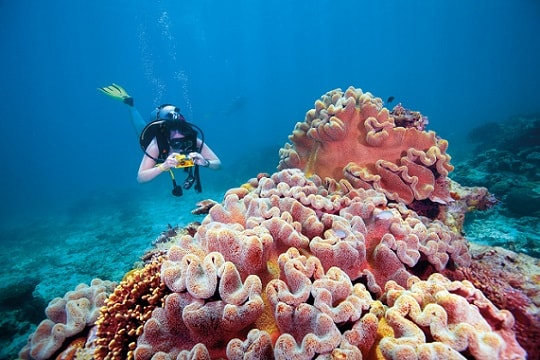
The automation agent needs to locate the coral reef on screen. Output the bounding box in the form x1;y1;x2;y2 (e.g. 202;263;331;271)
0;276;46;358
94;256;169;359
18;279;116;360
379;273;526;359
455;115;540;204
126;169;521;359
17;87;534;360
466;115;540;155
452;114;540;257
438;179;498;236
278;87;453;208
443;243;540;359
191;199;219;215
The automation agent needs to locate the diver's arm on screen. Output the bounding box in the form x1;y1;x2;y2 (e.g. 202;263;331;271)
137;140;178;183
189;139;221;170
137;141;162;183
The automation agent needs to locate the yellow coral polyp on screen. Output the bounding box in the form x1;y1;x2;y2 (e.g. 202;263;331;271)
254;291;280;344
372;317;395;359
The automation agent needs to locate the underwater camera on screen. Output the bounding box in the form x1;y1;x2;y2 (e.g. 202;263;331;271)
174;154;195;168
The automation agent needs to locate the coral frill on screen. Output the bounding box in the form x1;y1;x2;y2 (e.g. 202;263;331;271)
278;87;453;207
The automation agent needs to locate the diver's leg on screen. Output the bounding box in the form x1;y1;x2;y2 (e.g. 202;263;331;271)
129;107;147;136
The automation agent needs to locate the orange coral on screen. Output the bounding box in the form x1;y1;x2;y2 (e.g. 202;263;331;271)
94;256;169;360
278;87;453;206
53;336;86;360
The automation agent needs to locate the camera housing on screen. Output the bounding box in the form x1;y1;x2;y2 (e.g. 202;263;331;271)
174;154;195;168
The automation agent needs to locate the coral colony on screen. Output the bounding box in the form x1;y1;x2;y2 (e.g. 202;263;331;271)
20;87;536;359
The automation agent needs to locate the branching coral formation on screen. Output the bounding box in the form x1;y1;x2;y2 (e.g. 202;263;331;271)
18;87;532;359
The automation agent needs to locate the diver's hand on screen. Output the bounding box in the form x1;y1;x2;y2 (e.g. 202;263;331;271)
159;153;180;171
188;152;210;167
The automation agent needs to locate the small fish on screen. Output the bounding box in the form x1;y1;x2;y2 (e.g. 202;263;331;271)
387;96;395;103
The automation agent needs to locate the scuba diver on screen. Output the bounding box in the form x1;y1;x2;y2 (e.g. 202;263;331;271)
98;83;221;196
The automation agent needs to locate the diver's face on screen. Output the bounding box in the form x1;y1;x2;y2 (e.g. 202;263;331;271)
169;130;186;151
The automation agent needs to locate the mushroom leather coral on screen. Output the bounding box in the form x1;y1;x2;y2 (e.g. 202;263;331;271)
128;169;524;359
18;279;116;360
135;252;264;359
201;170;470;297
278;86;453;205
443;243;540;360
380;273;527;360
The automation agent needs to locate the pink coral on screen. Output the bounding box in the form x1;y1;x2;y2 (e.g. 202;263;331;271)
202;170;470;297
443;243;540;359
19;279;116;360
135;251;264;359
126;168;522;359
267;248;372;358
278;86;453;207
379;273;526;359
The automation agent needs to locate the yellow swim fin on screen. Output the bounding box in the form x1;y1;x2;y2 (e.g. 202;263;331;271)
97;83;134;106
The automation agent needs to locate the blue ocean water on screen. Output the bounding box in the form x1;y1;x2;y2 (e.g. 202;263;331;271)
1;0;539;358
1;0;539;223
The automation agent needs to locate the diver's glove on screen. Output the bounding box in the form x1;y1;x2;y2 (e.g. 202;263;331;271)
97;83;134;106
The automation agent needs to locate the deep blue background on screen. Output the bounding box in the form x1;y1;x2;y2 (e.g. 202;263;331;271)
1;0;539;225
